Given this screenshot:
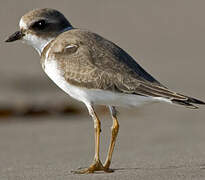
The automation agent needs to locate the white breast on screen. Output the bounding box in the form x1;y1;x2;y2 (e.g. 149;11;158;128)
44;59;171;107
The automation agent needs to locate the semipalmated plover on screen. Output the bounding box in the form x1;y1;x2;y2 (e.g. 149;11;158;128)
5;8;205;174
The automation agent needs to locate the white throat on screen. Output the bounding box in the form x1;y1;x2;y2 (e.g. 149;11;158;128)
22;34;53;55
19;19;53;55
19;18;73;55
22;26;72;55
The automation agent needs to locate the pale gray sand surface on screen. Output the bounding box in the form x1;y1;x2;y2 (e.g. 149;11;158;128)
0;106;205;180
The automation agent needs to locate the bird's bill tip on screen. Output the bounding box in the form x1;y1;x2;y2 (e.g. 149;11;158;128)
5;31;24;42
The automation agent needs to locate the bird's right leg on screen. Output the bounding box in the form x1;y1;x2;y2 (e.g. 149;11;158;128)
72;104;112;174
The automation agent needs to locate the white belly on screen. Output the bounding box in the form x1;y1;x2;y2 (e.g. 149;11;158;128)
44;59;171;107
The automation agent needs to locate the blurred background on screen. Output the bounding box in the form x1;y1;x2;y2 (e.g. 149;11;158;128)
1;0;205;179
1;0;205;117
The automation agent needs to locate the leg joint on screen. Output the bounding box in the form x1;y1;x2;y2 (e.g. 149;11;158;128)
111;124;119;136
94;118;101;129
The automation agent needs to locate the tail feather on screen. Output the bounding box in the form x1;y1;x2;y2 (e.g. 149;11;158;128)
134;82;205;109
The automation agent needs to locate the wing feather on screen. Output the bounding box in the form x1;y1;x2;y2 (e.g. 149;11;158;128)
41;29;205;108
49;29;181;99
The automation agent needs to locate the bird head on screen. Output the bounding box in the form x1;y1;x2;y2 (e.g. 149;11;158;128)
5;8;73;55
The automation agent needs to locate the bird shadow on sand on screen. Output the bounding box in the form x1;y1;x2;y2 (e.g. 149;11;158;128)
113;163;205;172
67;164;195;175
68;163;205;175
113;165;183;172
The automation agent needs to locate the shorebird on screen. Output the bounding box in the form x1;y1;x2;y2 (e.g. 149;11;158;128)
5;8;205;174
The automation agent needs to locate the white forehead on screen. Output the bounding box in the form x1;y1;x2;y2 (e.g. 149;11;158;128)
19;18;28;29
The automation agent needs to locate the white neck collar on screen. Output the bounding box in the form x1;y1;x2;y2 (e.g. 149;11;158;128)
23;26;73;56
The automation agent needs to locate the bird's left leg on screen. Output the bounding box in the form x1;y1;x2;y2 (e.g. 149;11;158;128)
72;104;112;174
104;106;119;170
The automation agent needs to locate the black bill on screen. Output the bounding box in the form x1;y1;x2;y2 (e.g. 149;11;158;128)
5;31;24;42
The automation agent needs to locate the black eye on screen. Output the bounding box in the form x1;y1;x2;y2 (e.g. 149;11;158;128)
31;20;47;30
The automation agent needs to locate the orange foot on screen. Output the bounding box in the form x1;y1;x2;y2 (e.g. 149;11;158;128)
71;160;114;174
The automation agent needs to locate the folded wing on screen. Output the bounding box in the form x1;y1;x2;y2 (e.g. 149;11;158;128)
50;29;205;108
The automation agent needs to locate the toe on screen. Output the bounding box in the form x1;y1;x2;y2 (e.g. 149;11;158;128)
71;160;114;174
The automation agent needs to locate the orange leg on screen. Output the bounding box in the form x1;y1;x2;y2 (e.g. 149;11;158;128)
72;104;113;174
104;106;119;170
